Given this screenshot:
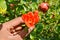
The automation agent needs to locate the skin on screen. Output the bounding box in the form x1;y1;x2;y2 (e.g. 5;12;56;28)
0;17;35;40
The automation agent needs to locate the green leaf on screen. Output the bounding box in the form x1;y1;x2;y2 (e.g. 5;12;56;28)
30;34;34;40
35;23;43;33
57;24;60;33
0;0;7;10
8;0;14;2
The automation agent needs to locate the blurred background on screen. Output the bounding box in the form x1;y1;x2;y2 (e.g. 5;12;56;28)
0;0;60;40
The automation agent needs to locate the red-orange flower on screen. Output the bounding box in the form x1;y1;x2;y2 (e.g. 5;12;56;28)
22;11;39;28
34;10;39;23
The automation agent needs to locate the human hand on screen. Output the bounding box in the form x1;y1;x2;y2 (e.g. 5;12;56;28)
0;17;35;40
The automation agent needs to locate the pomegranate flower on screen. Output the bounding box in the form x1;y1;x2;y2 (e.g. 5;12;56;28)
22;11;39;28
34;10;39;23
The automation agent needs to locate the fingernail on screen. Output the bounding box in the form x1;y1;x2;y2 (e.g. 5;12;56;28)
13;32;17;36
15;27;22;32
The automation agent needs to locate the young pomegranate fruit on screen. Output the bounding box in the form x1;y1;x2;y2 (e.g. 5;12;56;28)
39;2;49;12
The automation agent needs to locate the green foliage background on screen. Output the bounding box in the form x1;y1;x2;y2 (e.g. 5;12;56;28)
0;0;60;40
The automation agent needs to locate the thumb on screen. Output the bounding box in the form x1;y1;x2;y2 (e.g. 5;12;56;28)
3;17;24;27
25;25;35;37
17;25;35;38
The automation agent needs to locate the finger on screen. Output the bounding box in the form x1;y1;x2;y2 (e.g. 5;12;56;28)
10;26;22;34
13;32;17;36
3;17;24;27
7;26;14;34
17;29;28;38
17;26;35;38
15;26;22;32
13;34;23;40
25;25;35;37
8;34;23;40
11;30;15;34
